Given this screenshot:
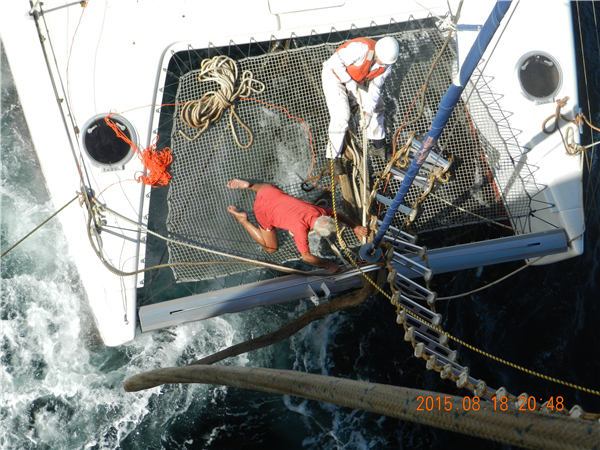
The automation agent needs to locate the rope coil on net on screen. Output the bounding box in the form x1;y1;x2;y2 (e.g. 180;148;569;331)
105;113;173;187
179;55;265;148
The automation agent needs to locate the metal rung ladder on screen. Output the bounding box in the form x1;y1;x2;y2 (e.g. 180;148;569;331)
393;292;440;325
390;139;451;189
388;231;501;400
373;192;415;218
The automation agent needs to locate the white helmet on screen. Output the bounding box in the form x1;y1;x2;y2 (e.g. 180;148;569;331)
375;37;399;65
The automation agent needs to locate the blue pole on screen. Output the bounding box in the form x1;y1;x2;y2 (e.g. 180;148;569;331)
367;1;512;255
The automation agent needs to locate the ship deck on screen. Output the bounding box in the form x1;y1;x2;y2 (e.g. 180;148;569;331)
140;17;530;306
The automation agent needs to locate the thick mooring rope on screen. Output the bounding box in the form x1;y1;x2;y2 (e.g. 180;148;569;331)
179;55;265;147
123;365;599;450
189;270;381;366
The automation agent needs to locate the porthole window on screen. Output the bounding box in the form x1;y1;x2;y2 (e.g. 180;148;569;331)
81;114;136;169
517;52;562;103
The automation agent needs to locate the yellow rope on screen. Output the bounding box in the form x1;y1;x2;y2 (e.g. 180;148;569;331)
327;153;600;398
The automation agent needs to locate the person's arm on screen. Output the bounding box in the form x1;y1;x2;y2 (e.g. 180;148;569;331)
293;228;340;273
327;42;369;84
334;211;368;239
301;252;341;273
362;65;392;115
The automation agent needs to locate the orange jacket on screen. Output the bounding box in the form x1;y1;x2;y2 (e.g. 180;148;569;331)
335;38;386;83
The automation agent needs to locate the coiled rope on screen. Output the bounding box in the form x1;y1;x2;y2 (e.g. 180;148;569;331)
179;55;265;148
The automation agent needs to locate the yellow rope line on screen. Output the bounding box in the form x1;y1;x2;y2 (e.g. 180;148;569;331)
327;154;600;397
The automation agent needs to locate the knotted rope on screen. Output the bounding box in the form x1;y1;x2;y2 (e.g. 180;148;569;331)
179;55;265;148
542;97;576;135
105;113;173;187
541;96;600;155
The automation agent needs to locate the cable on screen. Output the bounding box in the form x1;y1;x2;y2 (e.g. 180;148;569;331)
1;195;79;258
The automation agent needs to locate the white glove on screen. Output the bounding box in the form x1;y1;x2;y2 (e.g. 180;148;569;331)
360;112;372;129
345;79;358;96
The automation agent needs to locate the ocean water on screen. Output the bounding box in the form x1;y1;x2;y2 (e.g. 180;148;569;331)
2;5;600;449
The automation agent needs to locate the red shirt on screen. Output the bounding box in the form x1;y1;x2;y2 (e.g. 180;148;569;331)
254;186;334;254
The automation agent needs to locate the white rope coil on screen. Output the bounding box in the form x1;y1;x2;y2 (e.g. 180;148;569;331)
179;55;265;148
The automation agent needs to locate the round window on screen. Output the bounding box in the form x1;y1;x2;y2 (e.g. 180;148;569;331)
81;114;136;168
517;52;562;103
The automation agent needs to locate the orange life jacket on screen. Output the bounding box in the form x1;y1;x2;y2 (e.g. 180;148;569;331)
335;37;386;83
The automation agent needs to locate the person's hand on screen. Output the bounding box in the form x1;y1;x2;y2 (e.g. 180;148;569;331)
353;225;368;238
345;79;358;96
325;261;341;273
360;113;372;129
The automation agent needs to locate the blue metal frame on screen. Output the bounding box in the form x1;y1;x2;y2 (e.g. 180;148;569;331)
366;1;513;256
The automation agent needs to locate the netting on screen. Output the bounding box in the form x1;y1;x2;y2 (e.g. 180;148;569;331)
166;44;353;281
370;28;536;237
157;20;537;282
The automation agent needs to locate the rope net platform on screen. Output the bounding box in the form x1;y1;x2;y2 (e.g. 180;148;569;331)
150;17;537;284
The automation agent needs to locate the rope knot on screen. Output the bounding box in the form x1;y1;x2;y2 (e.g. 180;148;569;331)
105;113;172;187
556;96;569;108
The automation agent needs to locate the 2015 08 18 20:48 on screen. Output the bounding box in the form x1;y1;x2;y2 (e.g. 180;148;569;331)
415;395;564;412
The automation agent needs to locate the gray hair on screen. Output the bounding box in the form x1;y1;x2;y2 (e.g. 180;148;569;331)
313;215;337;237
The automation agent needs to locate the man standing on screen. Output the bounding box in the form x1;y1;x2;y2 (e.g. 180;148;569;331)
322;36;399;173
226;179;368;273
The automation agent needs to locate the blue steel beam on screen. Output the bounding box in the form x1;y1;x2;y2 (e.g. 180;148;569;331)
365;1;513;257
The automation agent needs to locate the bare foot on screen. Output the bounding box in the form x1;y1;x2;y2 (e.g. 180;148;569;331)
227;179;250;190
227;205;247;221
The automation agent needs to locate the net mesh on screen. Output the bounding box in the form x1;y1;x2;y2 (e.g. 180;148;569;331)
166;45;351;281
158;21;537;282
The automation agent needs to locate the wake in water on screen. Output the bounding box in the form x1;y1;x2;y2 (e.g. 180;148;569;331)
2;71;344;448
1;47;245;449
